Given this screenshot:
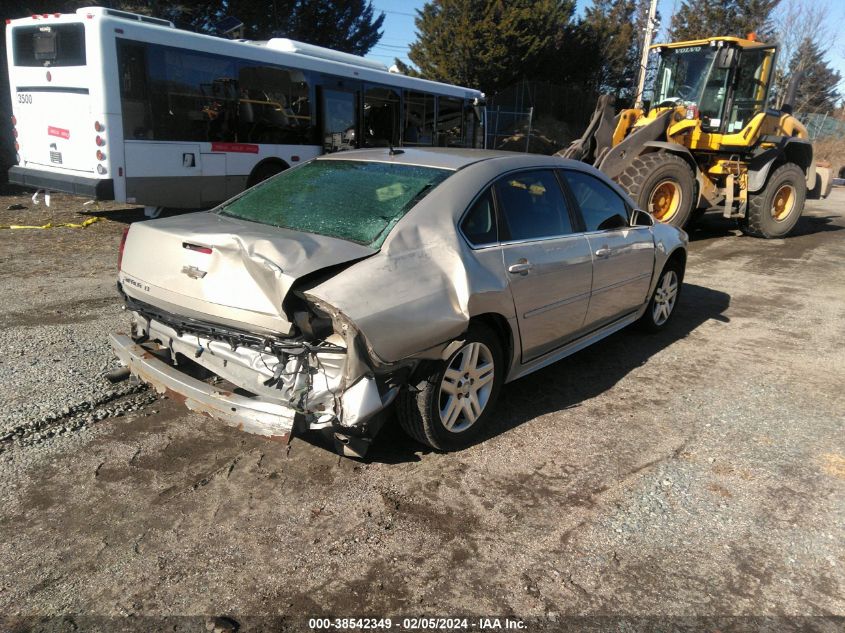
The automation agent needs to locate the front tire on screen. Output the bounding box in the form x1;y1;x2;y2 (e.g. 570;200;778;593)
618;152;696;228
740;163;805;238
639;259;683;332
396;324;503;451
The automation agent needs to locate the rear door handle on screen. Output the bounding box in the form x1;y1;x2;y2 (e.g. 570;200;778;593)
508;260;533;275
595;246;612;258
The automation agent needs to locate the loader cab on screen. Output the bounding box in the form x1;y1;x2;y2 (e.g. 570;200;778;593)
650;38;776;136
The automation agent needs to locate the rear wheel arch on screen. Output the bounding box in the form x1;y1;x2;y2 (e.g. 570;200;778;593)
469;312;515;372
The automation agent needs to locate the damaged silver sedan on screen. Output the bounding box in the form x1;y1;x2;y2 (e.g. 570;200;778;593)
111;148;687;457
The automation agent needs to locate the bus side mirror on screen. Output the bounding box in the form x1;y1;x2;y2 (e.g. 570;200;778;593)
716;47;737;69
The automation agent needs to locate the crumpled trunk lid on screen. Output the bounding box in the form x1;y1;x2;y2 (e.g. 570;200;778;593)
119;211;375;335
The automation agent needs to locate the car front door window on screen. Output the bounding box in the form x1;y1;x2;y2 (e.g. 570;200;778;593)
561;169;656;328
563;170;629;232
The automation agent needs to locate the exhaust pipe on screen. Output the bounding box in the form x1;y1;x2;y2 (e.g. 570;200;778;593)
781;71;803;114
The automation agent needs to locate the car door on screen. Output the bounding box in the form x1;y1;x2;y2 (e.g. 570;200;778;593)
493;169;593;362
560;169;655;328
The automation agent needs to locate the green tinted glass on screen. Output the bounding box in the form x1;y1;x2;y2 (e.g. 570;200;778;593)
218;160;451;247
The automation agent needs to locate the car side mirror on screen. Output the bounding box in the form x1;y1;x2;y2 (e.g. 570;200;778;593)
630;208;654;227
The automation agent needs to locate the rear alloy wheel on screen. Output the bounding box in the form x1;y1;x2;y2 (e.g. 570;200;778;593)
397;324;503;450
741;163;806;238
639;260;683;332
617;152;696;228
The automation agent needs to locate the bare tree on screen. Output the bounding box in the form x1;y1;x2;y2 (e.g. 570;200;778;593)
770;0;837;108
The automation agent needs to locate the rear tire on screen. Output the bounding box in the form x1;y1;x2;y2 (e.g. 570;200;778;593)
740;163;806;238
396;324;503;451
617;152;696;228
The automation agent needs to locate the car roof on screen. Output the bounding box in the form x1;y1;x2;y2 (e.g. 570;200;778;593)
316;147;540;171
313;147;633;205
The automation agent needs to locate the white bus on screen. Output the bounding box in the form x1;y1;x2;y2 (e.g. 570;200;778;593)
6;7;485;216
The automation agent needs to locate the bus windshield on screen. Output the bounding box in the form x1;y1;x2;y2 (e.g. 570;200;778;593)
12;24;86;67
218;160;452;247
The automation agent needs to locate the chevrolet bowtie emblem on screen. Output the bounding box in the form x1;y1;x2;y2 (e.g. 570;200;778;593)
181;265;207;279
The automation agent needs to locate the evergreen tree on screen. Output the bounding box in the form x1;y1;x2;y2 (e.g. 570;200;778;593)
582;0;637;96
406;0;575;94
221;0;384;54
6;1;384;54
788;36;842;112
580;0;657;101
670;0;781;41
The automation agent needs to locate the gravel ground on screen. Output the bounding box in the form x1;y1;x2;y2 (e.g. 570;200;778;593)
0;186;843;632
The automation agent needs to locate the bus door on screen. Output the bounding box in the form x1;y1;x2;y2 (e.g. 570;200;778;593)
318;77;360;153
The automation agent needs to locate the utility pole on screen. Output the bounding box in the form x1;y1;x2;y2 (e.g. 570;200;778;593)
634;0;659;108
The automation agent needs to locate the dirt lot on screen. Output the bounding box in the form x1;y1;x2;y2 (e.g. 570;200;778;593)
0;185;843;632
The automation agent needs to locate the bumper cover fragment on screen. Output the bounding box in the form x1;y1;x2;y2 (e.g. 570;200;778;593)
109;333;295;440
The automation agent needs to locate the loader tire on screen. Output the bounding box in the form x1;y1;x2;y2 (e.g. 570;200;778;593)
617;152;695;228
740;163;805;238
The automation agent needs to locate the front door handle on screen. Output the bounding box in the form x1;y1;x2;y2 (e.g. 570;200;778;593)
595;246;612;258
508;260;533;275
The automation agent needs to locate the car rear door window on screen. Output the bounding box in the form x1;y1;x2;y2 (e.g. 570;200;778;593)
562;170;630;231
495;170;573;241
461;189;497;246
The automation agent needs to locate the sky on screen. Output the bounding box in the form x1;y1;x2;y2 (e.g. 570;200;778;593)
364;0;845;92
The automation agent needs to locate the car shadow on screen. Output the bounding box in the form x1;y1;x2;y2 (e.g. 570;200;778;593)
363;283;731;465
80;206;193;224
688;210;844;242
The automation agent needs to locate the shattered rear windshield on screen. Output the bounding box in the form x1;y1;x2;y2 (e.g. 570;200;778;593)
218;160;452;248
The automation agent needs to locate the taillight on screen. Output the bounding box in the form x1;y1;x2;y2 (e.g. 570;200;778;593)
10;115;16;126
94;121;105;132
95;135;106;146
118;227;129;271
96;150;106;161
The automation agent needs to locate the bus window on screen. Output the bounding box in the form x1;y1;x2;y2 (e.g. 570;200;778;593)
323;89;357;152
463;103;478;148
237;65;313;144
363;86;400;147
12;24;86;67
436;96;463;146
146;46;239;143
403;91;435;145
117;40;152;140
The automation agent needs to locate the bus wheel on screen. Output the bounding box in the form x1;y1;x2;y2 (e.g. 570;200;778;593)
248;162;286;187
144;206;163;219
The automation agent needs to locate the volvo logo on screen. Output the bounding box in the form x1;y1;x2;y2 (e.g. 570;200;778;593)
181;265;207;279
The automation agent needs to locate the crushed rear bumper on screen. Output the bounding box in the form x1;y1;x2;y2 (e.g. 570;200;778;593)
109;333;296;441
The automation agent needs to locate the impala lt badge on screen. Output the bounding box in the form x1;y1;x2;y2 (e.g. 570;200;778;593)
181;265;207;279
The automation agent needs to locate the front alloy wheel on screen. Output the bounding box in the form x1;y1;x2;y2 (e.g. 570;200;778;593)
639;260;683;332
652;269;679;326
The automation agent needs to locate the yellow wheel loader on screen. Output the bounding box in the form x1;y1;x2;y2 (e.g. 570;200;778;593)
559;36;833;238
